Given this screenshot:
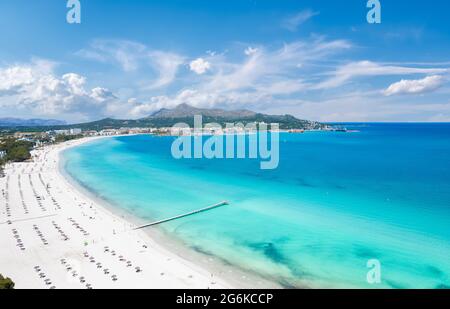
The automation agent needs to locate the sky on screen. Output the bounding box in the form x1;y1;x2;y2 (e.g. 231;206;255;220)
1;0;450;123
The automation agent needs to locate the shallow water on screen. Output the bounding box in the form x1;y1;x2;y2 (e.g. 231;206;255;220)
63;123;450;288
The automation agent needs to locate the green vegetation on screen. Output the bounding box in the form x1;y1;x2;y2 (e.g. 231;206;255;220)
0;157;5;177
0;138;34;163
75;114;327;130
0;134;82;177
54;134;83;143
17;114;324;131
0;274;15;289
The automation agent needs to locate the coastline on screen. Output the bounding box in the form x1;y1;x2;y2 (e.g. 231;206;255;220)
58;136;283;289
3;127;449;289
57;131;450;289
0;136;234;289
0;134;281;289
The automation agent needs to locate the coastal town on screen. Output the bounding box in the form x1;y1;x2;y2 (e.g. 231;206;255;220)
1;103;337;177
0;128;152;178
0;122;340;178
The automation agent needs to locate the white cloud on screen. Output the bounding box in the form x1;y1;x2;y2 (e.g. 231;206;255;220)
0;60;116;118
71;37;354;118
317;61;448;89
122;38;353;118
76;40;147;72
77;39;185;89
282;9;319;31
384;75;445;96
0;66;34;94
261;92;450;123
0;59;56;94
128;96;175;118
6;38;446;122
204;38;350;94
62;73;87;96
244;47;258;56
122;36;449;121
148;51;185;88
189;58;211;75
90;87;117;102
126;89;273;118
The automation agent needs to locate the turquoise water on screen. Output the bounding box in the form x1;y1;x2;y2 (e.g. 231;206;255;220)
63;123;450;288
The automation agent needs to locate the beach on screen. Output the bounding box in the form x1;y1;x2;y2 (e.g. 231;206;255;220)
58;127;450;289
2;125;450;289
0;137;234;289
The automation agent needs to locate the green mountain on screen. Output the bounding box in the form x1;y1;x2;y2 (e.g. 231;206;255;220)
2;104;329;132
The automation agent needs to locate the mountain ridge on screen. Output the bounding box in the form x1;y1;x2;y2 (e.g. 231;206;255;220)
0;118;67;127
149;103;257;119
1;104;329;131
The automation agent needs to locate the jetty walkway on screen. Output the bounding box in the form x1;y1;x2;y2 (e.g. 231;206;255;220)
134;201;229;230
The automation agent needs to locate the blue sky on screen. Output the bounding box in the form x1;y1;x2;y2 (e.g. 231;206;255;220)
1;0;450;123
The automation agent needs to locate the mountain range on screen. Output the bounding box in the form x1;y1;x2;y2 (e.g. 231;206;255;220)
1;104;328;131
150;103;258;119
0;118;67;127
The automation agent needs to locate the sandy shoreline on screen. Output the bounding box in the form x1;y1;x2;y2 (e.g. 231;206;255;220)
1;136;281;289
0;136;235;289
60;136;281;289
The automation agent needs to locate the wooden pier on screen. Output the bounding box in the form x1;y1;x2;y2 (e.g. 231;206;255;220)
133;201;229;230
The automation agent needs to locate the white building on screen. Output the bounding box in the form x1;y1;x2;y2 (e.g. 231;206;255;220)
54;130;70;135
99;129;118;136
69;128;82;135
53;128;82;135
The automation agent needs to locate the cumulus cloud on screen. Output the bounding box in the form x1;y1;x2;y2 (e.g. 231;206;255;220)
121;37;353;118
0;60;116;118
71;37;354;118
121;37;450;121
189;58;211;75
282;9;319;31
6;37;448;122
383;75;445;96
90;87;117;102
0;59;55;94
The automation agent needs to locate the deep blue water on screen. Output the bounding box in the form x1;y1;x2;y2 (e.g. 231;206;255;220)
63;123;450;288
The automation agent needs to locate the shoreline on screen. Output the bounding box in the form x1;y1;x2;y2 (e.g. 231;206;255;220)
0;135;281;289
59;136;283;289
0;136;235;289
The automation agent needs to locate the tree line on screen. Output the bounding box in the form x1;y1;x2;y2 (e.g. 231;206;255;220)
0;137;34;176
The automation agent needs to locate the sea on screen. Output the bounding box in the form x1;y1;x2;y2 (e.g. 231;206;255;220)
62;123;450;288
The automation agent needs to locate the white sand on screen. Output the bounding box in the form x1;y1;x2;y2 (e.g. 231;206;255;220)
0;137;233;289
